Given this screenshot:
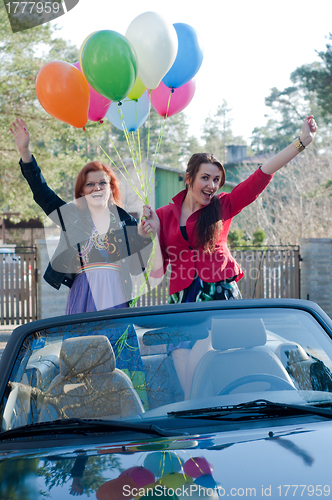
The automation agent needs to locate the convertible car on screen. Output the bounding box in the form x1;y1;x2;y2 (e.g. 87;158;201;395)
1;299;332;499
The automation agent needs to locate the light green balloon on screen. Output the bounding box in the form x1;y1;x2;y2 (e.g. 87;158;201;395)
81;30;137;102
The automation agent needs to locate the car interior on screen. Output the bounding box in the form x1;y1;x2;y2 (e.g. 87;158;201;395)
2;309;332;430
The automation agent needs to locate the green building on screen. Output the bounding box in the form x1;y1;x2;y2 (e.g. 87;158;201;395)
154;164;235;210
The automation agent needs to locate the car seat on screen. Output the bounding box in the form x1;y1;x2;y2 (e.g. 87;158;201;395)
189;318;295;399
38;335;144;421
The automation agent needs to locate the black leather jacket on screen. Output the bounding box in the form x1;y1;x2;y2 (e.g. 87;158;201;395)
20;156;151;301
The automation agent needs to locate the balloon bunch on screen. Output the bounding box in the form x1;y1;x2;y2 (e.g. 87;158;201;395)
96;452;220;500
35;12;203;131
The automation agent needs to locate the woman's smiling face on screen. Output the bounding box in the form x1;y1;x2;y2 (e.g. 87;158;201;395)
186;162;222;208
81;171;113;208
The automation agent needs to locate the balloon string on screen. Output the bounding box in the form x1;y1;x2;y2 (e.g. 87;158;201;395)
135;105;144;195
129;232;157;308
100;143;142;200
100;91;169;308
146;89;172;201
129;103;145;198
167;87;173;114
113;106;156;307
145;90;152;198
101;88;171;205
116;104;146;199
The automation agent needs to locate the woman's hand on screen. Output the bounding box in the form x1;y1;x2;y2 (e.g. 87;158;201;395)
9;118;32;163
300;115;318;147
261;115;318;175
138;205;160;237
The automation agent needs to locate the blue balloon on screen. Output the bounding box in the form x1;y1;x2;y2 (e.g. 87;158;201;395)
194;475;218;489
162;23;204;89
106;90;149;132
143;452;183;477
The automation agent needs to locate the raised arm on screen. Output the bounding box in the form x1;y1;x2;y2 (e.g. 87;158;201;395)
9;118;33;163
260;116;317;175
9;118;66;218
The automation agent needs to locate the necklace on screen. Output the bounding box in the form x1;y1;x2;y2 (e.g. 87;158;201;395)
78;213;118;264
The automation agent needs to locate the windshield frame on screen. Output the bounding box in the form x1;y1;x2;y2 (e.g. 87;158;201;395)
1;298;332;430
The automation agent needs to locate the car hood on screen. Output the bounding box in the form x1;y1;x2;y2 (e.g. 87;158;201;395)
0;418;331;499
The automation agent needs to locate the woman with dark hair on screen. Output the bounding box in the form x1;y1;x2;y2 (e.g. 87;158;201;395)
142;116;317;304
10;118;153;314
141;116;318;396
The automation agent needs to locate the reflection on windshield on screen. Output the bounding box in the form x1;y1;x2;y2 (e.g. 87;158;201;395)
2;308;332;430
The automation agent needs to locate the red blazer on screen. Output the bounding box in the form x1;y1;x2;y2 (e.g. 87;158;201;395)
155;167;273;296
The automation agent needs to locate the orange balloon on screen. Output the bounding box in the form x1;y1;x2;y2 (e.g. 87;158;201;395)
35;61;89;128
97;476;137;500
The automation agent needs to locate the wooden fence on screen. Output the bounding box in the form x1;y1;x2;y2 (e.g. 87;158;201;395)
0;247;37;325
233;246;300;299
132;246;300;306
0;245;300;323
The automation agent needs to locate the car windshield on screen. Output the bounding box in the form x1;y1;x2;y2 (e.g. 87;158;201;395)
2;306;332;431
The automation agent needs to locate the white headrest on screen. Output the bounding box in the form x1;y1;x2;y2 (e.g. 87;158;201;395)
211;318;267;350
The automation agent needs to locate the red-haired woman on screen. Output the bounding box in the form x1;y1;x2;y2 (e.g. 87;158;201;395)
10;119;152;314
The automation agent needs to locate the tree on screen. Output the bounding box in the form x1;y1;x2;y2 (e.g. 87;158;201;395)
156;110;201;169
0;3;89;220
250;36;332;154
246;33;332;244
227;229;248;247
250;85;314;154
251;119;284;154
201;100;246;164
0;458;40;500
39;454;122;496
228;227;266;247
291;34;332;119
230;149;332;245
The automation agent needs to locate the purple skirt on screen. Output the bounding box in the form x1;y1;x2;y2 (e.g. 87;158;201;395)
66;268;128;315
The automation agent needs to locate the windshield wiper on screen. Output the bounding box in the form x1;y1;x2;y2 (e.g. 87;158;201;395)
168;399;332;421
0;418;185;440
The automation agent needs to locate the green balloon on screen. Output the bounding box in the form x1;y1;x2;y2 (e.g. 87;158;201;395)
141;487;177;500
81;30;137;102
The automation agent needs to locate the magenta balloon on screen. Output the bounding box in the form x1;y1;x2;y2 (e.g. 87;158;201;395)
73;61;111;121
183;457;214;478
151;79;196;117
120;466;155;488
88;87;112;121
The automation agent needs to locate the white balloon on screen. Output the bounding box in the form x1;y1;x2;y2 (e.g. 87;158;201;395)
126;11;178;90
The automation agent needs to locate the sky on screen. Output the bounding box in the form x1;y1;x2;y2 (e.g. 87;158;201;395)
51;0;332;144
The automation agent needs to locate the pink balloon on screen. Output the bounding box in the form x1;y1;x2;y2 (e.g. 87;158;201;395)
183;457;214;478
73;61;111;122
151;79;196;117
